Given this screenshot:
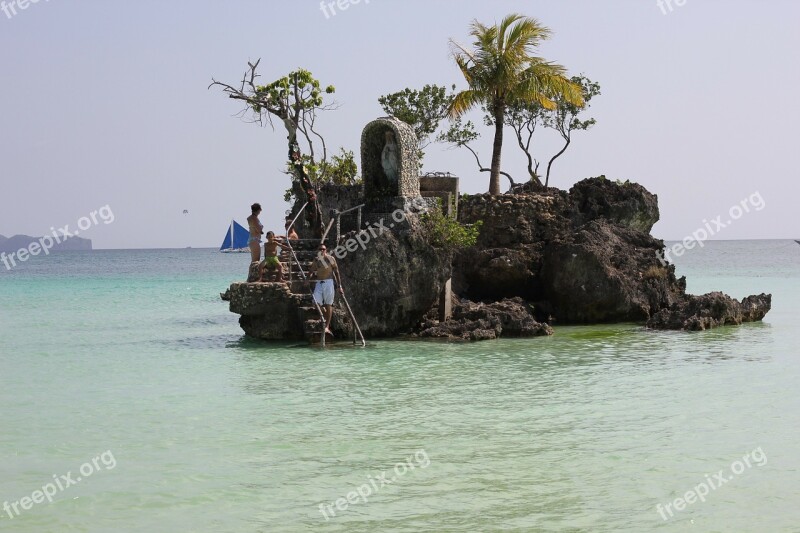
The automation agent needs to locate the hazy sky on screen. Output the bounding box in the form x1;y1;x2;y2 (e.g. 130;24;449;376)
1;0;798;249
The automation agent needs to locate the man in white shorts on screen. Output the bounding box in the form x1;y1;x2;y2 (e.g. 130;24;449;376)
310;244;344;335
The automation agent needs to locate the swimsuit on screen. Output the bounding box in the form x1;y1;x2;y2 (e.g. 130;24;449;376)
249;221;264;244
263;256;280;268
313;279;335;306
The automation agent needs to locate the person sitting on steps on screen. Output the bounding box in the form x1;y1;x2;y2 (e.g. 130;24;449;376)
259;232;285;282
285;219;299;241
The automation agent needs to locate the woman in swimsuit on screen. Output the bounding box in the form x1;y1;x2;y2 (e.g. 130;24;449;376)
247;203;264;263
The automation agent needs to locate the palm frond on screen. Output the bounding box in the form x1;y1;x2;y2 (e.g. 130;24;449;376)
449;89;483;119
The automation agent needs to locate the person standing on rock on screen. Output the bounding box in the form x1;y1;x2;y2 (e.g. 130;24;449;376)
309;244;344;336
247;203;264;263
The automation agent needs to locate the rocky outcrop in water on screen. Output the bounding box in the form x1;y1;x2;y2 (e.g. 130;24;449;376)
224;201;451;340
456;176;770;329
335;216;453;337
456;177;680;322
225;176;772;340
646;292;772;331
416;297;553;341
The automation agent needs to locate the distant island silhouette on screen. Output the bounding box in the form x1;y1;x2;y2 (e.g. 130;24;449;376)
0;234;92;252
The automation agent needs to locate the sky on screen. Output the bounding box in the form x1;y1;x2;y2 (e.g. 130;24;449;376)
0;0;798;249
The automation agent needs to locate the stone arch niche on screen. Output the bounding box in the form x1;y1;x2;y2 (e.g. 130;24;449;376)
361;117;420;199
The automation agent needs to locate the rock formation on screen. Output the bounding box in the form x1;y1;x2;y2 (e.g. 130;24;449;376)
646;292;772;331
455;176;770;331
416;297;554;341
224;169;771;340
222;109;774;340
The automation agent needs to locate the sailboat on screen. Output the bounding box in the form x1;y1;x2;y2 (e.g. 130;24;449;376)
220;220;251;253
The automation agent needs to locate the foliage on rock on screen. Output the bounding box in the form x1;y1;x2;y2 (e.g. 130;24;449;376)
422;208;482;250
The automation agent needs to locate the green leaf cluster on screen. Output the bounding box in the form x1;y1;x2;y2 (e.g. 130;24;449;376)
378;84;456;164
251;68;335;113
421;209;482;250
322;148;361;186
284;147;361;203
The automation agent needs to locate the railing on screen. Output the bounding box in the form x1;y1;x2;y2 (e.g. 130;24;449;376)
320;218;336;245
285;202;308;284
285;200;367;348
330;202;366;346
340;292;366;347
332;204;365;243
284;202;327;347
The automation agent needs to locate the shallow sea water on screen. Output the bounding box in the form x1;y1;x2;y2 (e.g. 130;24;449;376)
1;241;798;532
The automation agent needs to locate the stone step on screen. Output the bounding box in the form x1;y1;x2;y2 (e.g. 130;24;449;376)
303;319;326;335
282;250;320;258
284;239;324;252
299;305;321;318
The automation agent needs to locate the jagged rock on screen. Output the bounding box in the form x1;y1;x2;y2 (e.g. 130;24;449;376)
457;177;693;323
539;220;684;323
568;176;660;233
336;216;453;337
227;281;351;340
224;176;771;341
418;297;553;341
457;176;770;328
225;213;451;340
646;292;772;331
246;262;260;283
228;282;305;340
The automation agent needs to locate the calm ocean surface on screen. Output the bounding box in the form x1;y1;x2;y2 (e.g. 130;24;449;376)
1;240;798;532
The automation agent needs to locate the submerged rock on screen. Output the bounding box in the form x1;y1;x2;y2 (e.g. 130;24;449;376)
646;292;772;331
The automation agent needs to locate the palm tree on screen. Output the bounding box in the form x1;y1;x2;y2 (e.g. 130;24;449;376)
450;14;584;195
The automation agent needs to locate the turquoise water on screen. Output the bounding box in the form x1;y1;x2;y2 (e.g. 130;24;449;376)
1;241;799;532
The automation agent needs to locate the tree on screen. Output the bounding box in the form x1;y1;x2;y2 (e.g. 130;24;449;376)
449;14;583;195
284;148;360;203
496;101;546;186
437;117;516;189
543;75;600;186
498;74;600;187
209;60;340;235
378;84;455;165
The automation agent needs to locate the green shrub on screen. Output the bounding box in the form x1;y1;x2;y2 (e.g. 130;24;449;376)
421;209;482;250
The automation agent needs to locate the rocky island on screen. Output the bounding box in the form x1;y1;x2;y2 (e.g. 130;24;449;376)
0;234;92;252
223;117;771;342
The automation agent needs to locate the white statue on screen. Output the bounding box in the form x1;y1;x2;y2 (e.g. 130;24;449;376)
381;130;399;183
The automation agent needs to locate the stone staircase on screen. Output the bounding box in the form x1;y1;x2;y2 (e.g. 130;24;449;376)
244;238;340;344
282;239;331;344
